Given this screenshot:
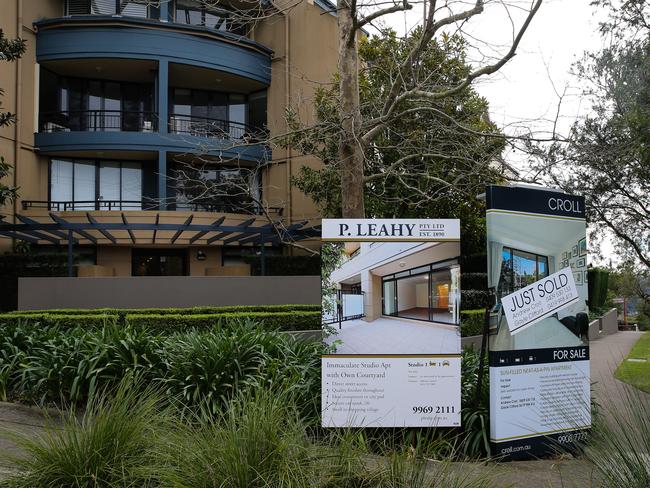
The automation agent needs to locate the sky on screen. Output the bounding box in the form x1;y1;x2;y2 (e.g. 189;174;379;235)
374;0;615;263
375;0;608;172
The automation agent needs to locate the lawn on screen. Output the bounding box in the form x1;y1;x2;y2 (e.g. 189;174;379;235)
614;331;650;394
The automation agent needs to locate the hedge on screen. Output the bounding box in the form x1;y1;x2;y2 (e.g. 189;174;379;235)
0;311;321;333
460;272;487;290
9;304;320;318
461;290;490;310
0;314;118;329
588;268;609;309
460;309;486;337
125;311;321;332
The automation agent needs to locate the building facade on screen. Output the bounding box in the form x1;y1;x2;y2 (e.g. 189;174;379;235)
0;0;336;278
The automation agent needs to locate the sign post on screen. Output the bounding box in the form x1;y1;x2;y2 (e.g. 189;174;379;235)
321;219;462;428
486;185;591;459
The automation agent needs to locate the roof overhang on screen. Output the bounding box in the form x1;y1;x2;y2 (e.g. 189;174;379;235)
0;212;320;246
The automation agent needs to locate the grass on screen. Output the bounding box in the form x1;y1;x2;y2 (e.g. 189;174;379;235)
0;383;499;488
614;331;650;393
583;383;650;487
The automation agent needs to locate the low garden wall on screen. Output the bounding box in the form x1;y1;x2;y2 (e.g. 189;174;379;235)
18;276;320;310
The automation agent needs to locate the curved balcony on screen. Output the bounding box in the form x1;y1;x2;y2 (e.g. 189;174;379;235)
35;109;269;162
34;17;272;85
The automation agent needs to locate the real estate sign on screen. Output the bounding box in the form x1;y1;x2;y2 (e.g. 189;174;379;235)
486;185;591;459
321;219;462;428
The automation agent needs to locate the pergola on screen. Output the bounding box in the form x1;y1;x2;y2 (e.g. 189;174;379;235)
0;213;320;276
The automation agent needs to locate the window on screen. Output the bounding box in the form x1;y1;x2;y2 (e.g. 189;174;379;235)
169;88;257;138
65;0;153;18
132;249;188;276
50;159;145;210
175;0;246;35
39;70;154;133
498;247;549;296
381;261;461;325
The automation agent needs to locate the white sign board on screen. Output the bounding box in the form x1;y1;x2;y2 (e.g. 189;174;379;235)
489;352;591;446
501;267;580;335
321;219;460;241
322;356;461;428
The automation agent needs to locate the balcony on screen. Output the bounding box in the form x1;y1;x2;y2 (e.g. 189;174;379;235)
40;110;158;133
169;115;264;141
21;199;284;215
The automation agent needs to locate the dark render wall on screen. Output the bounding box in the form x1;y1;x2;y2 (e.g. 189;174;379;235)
18;276;320;310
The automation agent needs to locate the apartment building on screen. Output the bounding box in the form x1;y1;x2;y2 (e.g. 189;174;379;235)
0;0;336;280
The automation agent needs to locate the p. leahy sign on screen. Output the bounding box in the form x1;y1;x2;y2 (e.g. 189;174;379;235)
502;268;580;335
321;219;460;241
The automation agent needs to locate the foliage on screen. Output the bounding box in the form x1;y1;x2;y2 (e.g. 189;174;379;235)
1;381;167;488
459;347;490;459
460;309;485;338
125;311;320;332
10;303;320;317
460;290;490;310
1;382;498;488
613;331;650;394
0;319;324;421
588;267;610;309
0;30;26;208
0;308;322;332
583;379;650;487
532;1;650;269
286;29;504;226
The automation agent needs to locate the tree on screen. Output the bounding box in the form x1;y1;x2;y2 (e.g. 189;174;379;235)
531;1;650;269
286;28;506;246
0;30;26;209
331;0;542;218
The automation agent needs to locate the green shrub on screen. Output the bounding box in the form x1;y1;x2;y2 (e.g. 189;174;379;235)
10;304;320;317
588;268;610;309
0;313;118;329
461;290;490;310
2;381;167;488
460;310;485;337
0;319;324;417
125;311;321;332
461;273;487;290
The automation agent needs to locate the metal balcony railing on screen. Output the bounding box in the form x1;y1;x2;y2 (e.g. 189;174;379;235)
39;110;158;133
22;199;284;215
169;114;265;141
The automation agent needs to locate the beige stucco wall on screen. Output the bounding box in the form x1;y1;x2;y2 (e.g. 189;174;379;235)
97;246;131;276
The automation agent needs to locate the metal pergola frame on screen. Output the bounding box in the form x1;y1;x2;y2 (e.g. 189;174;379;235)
0;213;320;277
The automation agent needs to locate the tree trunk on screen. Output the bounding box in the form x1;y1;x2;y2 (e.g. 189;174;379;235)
338;2;365;218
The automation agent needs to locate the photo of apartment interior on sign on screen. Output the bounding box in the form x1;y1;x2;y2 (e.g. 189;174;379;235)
487;211;589;352
323;240;461;355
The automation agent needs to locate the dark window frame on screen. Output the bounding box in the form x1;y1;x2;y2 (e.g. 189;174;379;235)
380;256;461;325
498;246;550;297
48;157;149;210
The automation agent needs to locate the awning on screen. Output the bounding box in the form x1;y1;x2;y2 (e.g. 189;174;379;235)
0;212;320;247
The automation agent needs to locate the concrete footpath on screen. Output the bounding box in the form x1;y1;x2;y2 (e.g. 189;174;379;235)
0;331;645;486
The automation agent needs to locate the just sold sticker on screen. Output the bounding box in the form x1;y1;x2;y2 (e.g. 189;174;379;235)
502;267;580;334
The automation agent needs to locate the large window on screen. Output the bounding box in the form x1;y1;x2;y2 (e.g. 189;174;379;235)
381;260;461;325
49;159;152;210
175;0;247;35
65;0;154;18
498;247;549;296
39;70;154;133
169;87;266;138
170;165;260;212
